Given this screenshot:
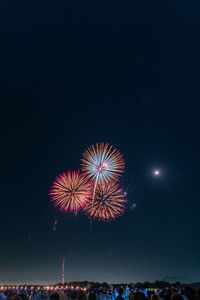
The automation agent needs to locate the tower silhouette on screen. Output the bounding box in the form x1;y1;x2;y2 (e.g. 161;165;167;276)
62;257;65;284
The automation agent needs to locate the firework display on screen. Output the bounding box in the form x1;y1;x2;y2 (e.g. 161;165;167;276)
81;143;125;184
50;142;127;224
50;171;92;214
84;181;126;221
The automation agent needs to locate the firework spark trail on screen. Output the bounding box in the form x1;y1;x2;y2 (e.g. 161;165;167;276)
82;143;125;230
81;143;125;184
50;171;92;214
89;176;98;232
85;181;126;221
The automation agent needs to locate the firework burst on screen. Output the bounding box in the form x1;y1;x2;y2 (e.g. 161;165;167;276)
84;182;126;221
81;143;125;184
50;171;92;214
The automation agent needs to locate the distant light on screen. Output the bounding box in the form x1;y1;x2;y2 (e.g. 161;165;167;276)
154;169;160;176
131;203;136;210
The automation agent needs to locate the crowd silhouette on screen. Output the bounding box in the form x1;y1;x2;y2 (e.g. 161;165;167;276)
1;285;200;300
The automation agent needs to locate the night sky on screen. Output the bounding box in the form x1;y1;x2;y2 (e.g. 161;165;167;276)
1;0;200;285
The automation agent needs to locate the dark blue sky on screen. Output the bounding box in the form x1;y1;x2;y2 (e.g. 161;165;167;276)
0;0;200;285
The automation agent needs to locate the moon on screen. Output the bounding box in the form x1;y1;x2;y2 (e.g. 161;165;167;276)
154;169;160;176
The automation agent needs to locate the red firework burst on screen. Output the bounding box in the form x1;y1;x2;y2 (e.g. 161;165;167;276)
50;171;92;214
84;181;126;221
